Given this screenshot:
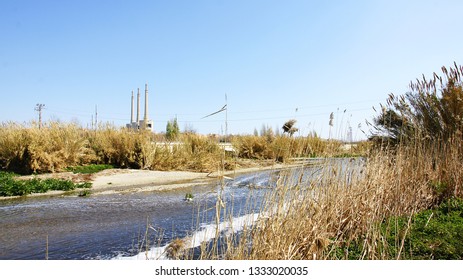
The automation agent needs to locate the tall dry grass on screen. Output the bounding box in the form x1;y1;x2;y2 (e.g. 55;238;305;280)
0;121;228;174
231;135;346;162
149;134;223;172
0;122;96;174
198;137;462;260
0;121;363;175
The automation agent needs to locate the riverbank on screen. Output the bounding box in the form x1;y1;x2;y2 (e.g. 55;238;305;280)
0;160;319;200
77;161;310;194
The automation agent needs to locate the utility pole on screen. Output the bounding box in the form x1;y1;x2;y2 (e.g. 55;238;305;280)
35;103;45;129
225;93;228;140
144;83;148;129
95;105;98;129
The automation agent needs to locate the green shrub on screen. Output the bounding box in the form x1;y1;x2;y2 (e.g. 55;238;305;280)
67;164;114;174
0;171;92;197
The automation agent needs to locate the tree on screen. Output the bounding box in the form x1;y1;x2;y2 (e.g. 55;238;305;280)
166;117;180;141
282;119;298;137
371;107;414;145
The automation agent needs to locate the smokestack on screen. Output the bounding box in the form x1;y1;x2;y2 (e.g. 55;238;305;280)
136;88;140;123
130;90;134;124
144;83;148;123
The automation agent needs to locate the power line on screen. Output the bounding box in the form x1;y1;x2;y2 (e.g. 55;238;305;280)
229;99;383;114
43;106;373;125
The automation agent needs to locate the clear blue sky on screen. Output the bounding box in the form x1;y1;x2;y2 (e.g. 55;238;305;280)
1;0;463;140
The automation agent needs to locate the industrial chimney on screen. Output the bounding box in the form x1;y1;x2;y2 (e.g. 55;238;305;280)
144;83;149;126
136;88;140;124
130;90;134;124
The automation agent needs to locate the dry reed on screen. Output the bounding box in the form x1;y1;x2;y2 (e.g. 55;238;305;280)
0;122;225;174
208;137;462;260
1;121;363;175
231;135;347;162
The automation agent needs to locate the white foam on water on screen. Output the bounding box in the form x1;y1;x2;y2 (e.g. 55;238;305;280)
114;212;261;260
113;244;170;260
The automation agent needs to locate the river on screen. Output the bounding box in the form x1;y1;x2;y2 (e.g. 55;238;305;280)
0;159;360;260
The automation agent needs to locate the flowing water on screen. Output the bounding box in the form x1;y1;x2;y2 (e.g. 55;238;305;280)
0;169;285;260
0;159;361;260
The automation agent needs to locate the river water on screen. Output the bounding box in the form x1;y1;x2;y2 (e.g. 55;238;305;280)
0;169;285;259
0;159;360;260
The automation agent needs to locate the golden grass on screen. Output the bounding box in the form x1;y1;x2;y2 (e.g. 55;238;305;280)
165;238;186;260
0;122;96;174
231;135;348;162
0;121;228;174
199;137;462;260
0;121;365;175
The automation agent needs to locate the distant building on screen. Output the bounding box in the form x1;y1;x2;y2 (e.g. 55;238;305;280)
126;83;153;131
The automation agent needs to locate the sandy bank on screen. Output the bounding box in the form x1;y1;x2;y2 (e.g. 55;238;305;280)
1;161;316;200
90;163;300;194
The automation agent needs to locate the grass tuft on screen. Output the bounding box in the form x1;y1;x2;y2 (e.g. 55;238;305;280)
0;171;92;197
67;164;114;174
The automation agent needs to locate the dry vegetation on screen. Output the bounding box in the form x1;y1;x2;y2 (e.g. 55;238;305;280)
230;135;347;161
245;140;460;259
0;123;222;174
0;122;364;175
181;136;462;260
164;63;463;260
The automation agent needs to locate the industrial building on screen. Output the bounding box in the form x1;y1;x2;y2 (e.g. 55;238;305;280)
126;83;153;131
